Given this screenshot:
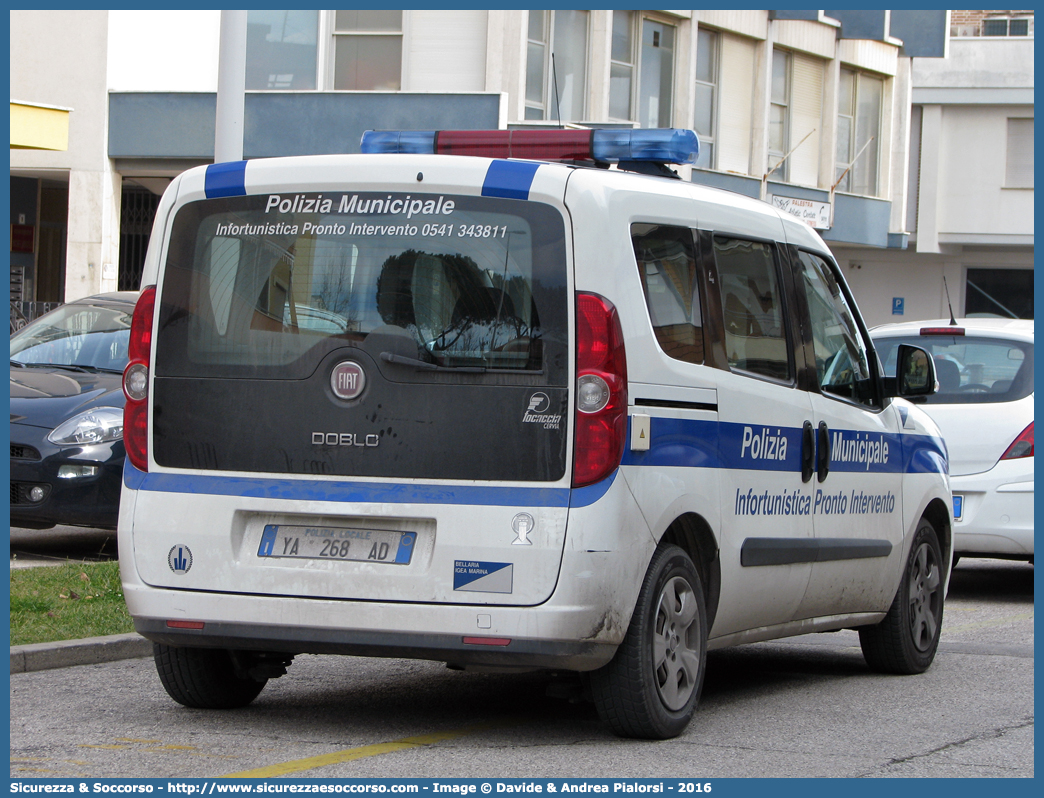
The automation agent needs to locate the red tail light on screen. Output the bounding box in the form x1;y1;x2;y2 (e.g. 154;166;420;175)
1000;422;1033;460
123;285;157;473
573;293;628;488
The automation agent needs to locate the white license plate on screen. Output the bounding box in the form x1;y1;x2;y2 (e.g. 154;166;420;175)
952;495;964;522
258;525;416;564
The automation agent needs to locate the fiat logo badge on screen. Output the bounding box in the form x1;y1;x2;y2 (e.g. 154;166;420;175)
331;361;366;400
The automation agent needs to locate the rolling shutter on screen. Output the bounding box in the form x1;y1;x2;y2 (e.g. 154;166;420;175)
788;53;824;187
717;34;755;175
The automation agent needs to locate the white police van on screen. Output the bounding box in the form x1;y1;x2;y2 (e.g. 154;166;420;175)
119;128;951;739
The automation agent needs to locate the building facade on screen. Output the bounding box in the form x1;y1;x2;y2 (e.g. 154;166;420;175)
840;10;1034;324
10;10;1031;325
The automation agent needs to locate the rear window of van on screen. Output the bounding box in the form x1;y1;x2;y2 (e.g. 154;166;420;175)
155;192;568;383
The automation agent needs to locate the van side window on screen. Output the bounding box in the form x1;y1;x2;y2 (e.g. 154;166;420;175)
631;224;703;364
796;249;876;407
713;236;790;381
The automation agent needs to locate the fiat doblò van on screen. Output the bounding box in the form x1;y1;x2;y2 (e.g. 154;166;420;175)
119;128;950;739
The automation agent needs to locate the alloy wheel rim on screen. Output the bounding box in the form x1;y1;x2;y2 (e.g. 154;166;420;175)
907;541;941;652
652;575;701;710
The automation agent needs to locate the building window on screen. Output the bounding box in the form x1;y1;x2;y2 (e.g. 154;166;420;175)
245;10;319;90
966;268;1034;319
767;49;791;181
609;12;675;128
835;68;882;196
1005;118;1034;188
609;11;636;120
525;10;589;122
693;28;719;169
333;10;402;90
983;17;1031;36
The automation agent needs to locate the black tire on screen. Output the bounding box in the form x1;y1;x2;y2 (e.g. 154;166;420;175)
859;519;944;674
589;544;707;739
154;643;268;709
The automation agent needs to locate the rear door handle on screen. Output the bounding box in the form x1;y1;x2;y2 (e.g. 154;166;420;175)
817;421;831;482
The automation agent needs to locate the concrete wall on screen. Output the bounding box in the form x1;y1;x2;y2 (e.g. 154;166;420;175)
107;10;221;91
936;105;1034;240
108;93;505;160
913;36;1034;92
911;36;1034;254
10;10;121;301
837;247;1032;327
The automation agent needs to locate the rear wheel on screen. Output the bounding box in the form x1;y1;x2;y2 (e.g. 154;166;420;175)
859;519;944;674
589;544;707;739
154;643;268;709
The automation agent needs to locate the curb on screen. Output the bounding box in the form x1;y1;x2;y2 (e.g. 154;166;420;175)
10;632;152;673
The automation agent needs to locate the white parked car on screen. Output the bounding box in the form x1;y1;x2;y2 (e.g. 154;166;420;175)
872;318;1033;564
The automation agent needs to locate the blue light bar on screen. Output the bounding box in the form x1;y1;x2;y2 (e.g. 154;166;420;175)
591;129;699;165
360;130;436;154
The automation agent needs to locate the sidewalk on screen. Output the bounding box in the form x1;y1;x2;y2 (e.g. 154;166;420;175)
10;632;152;673
9;524;141;672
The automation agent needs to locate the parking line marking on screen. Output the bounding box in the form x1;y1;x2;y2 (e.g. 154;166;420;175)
223;725;490;778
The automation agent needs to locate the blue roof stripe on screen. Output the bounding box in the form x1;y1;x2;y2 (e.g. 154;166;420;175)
205;160;248;198
481;160;539;200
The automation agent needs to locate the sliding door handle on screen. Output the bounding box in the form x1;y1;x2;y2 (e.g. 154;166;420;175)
801;421;815;483
817;421;831;483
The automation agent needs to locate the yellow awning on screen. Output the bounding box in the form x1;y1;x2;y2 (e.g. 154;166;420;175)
10;100;71;150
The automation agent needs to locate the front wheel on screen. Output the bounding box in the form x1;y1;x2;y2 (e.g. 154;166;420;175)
859;519;944;674
154;643;268;709
589;544;707;739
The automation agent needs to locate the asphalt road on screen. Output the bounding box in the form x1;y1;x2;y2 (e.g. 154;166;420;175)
8;558;1033;780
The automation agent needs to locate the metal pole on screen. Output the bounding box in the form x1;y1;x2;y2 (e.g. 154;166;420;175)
215;10;247;163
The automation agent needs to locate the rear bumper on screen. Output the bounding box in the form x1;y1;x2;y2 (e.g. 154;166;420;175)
119;466;655;672
950;464;1033;557
134;613;617;671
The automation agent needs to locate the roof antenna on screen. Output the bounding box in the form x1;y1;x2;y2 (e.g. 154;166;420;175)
551;53;563;128
943;276;957;326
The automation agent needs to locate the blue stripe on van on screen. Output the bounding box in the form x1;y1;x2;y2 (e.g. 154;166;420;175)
481;161;539;200
621;417;947;476
122;423;943;508
204;161;248;198
124;466;573;508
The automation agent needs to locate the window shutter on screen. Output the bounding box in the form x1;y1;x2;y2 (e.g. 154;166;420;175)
1006;118;1034;188
718;34;755;175
788;53;824;187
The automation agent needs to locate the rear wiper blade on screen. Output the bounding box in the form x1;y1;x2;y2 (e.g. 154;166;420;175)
380;352;486;373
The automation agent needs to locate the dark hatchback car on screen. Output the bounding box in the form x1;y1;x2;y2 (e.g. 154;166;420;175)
10;292;138;529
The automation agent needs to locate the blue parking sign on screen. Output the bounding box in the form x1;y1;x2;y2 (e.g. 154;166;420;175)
892;297;905;315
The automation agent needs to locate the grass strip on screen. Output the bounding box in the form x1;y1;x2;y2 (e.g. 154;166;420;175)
10;560;133;646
